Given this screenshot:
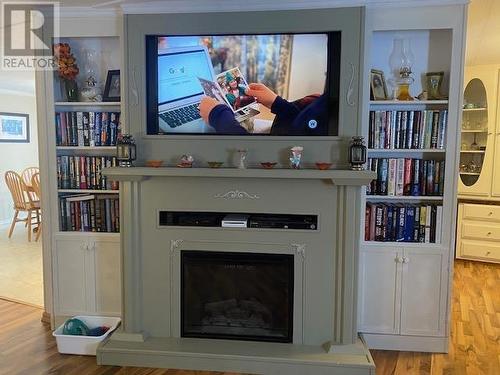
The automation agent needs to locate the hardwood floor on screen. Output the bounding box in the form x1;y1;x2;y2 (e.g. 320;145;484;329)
0;259;498;375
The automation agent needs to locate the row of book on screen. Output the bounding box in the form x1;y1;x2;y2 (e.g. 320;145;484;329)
55;111;121;147
368;110;447;149
59;194;119;232
367;158;445;196
365;203;442;243
57;156;119;190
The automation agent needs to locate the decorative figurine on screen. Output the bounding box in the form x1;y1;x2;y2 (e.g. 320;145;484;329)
348;136;367;170
116;134;136;167
237;149;248;169
290;146;303;169
178;154;194;168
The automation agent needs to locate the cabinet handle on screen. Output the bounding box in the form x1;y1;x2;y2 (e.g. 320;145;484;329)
488;211;493;216
402;256;410;264
486;251;491;256
487;231;492;236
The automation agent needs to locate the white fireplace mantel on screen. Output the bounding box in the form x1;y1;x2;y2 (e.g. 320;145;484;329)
98;166;376;374
103;166;376;185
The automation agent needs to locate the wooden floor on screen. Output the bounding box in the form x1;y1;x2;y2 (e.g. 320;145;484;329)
0;259;498;375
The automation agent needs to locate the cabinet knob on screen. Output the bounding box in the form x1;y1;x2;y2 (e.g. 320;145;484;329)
487;231;492;236
488;212;493;216
486;251;491;256
395;256;403;263
402;256;410;264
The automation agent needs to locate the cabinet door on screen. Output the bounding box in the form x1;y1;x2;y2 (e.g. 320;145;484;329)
458;71;497;197
93;238;121;316
54;238;93;315
358;247;401;334
400;248;448;336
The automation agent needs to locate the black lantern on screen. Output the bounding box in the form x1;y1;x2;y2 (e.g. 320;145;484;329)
349;136;367;170
116;134;137;167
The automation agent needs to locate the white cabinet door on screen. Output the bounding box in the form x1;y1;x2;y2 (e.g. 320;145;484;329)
400;248;448;336
54;238;93;316
93;238;121;316
358;247;401;334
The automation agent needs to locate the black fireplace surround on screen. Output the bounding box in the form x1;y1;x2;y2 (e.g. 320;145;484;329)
181;251;294;343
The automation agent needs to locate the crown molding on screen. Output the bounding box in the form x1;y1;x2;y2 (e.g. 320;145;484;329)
60;6;121;18
120;0;468;14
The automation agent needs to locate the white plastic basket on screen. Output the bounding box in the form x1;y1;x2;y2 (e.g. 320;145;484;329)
53;315;121;355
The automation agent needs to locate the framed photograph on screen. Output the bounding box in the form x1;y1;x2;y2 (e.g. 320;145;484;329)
103;70;121;102
370;69;388;100
0;112;29;143
425;71;445;99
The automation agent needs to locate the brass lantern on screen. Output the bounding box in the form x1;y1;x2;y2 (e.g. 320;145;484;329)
116;134;136;167
349;136;367;170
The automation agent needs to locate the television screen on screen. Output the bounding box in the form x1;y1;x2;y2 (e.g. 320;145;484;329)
146;33;340;136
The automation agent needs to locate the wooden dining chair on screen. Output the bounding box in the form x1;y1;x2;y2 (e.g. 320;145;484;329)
30;173;42;241
21;167;40;201
4;170;41;242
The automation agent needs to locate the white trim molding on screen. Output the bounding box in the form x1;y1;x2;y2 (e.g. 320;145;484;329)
120;0;468;14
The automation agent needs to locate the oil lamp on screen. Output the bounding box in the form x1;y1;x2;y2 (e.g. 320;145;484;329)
116;134;137;167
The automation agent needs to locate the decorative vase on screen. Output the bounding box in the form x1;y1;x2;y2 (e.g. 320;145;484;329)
64;79;79;102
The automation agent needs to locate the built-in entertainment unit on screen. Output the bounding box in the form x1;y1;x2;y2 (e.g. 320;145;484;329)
123;7;362;164
145;32;341;136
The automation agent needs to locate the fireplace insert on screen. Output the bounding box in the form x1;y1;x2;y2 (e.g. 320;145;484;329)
181;251;294;343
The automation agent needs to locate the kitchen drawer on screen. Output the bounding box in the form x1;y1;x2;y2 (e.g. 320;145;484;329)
462;203;500;222
461;221;500;241
460;240;500;261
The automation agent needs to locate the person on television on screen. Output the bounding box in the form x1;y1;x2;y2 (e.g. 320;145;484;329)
199;83;328;135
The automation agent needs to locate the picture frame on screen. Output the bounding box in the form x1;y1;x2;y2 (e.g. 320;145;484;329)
425;71;445;100
103;69;121;102
0;112;29;143
370;69;388;100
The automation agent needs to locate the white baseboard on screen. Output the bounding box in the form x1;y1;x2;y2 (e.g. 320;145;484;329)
361;333;449;353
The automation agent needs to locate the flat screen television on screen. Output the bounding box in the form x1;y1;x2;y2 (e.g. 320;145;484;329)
145;32;341;136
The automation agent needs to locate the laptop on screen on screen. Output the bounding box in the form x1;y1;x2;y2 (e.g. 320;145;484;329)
157;46;216;133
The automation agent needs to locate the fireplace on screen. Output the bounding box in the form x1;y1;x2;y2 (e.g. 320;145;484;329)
98;168;376;374
181;251;294;343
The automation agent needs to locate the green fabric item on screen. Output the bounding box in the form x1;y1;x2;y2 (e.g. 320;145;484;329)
62;318;90;336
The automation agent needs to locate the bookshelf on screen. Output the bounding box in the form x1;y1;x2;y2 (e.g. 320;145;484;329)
45;35;122;320
358;5;464;352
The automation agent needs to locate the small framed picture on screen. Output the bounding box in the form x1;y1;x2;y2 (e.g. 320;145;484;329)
0;112;29;143
103;70;121;102
425;71;445;99
370;69;388;100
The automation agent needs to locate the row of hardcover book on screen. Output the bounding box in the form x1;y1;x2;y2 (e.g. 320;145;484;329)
55;111;121;147
59;194;119;232
368;110;447;149
57;156;119;190
365;203;442;243
367;158;445;196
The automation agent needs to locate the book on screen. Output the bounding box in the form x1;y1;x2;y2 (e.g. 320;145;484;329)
388;159;397;196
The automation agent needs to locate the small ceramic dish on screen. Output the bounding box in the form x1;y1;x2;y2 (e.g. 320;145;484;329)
207;161;224;168
145;160;163;168
315;162;333;170
261;162;278;169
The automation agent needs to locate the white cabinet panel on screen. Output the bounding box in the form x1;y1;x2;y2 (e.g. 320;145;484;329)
358;248;401;334
54;236;120;317
54;239;90;315
94;240;121;316
400;248;446;336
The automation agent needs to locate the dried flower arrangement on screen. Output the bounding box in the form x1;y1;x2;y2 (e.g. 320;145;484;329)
53;43;79;80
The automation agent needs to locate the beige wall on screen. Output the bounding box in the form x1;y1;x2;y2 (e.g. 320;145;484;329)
0;92;39;224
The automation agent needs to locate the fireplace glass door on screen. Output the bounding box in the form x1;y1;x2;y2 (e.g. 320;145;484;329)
181;251;294;343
